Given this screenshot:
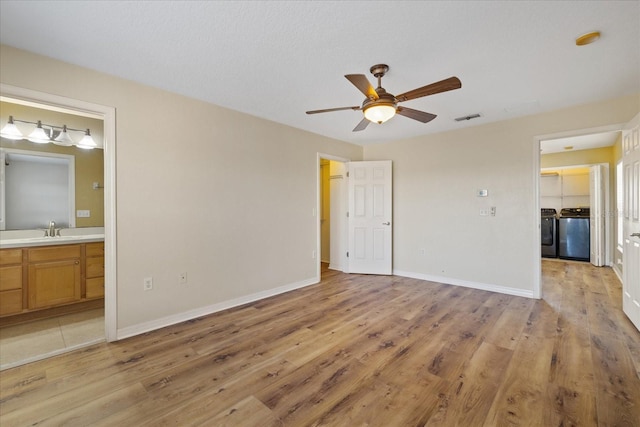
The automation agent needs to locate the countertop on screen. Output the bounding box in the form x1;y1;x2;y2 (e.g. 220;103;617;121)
0;227;105;249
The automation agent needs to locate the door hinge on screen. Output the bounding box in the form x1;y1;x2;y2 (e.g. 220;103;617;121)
346;211;349;217
346;171;349;178
346;251;349;258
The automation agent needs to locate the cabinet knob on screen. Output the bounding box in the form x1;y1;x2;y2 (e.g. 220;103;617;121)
75;260;80;265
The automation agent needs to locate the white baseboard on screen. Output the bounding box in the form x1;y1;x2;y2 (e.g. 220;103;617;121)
393;269;535;299
116;276;319;340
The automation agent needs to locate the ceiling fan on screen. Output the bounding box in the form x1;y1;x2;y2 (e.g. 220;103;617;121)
306;64;461;132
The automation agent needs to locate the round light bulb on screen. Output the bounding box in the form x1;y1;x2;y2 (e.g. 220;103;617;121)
364;104;396;124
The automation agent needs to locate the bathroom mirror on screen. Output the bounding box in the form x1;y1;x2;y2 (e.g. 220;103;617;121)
1;149;75;230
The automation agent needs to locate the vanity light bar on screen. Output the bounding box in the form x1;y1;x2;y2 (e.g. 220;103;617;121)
0;115;97;149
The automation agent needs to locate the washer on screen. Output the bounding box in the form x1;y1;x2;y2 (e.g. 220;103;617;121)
541;208;557;258
558;208;590;262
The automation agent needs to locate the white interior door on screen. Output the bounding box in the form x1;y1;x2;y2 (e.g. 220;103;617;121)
590;164;605;266
622;113;640;331
347;160;392;275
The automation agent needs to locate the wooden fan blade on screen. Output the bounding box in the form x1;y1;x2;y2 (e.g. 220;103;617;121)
396;106;437;123
306;106;360;114
395;77;461;102
353;117;370;132
345;74;379;100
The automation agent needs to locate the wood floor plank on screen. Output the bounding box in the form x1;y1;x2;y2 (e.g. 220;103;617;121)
483;334;555;426
590;332;640;425
1;260;638;426
207;396;282;427
484;307;529;350
425;341;513;426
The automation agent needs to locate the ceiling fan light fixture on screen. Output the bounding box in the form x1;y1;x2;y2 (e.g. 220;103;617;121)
364;104;396;124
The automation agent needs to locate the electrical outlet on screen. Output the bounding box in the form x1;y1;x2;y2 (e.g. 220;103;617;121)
480;209;490;216
144;277;153;291
76;209;91;218
179;272;187;284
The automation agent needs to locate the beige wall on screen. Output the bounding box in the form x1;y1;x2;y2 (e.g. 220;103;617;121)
0;101;105;227
364;95;639;293
2;43;638;333
0;45;362;330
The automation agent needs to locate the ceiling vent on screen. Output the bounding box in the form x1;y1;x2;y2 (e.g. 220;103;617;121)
454;113;481;122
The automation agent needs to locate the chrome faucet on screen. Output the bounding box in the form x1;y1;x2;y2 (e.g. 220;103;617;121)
48;220;56;237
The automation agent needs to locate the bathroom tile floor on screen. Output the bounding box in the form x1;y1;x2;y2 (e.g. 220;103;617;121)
0;309;104;370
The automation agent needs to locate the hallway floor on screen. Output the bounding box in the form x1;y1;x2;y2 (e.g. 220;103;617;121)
0;309;104;370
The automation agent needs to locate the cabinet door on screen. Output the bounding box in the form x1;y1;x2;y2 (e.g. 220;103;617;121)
28;260;81;309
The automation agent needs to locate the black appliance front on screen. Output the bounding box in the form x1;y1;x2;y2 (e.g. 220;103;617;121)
541;208;557;258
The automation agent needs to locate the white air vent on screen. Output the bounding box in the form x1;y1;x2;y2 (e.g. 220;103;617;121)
454;113;481;122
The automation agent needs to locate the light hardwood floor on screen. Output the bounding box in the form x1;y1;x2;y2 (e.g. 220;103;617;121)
1;260;639;426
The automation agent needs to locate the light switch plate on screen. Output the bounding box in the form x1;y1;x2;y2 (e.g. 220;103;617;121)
76;210;91;218
477;189;488;197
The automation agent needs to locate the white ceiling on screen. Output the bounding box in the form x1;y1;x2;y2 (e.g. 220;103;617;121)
0;1;638;147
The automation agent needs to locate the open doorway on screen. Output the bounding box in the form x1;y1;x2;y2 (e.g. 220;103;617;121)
317;154;349;279
536;126;623;298
0;85;116;369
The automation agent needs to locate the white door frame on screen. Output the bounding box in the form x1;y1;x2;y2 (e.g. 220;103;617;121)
316;153;350;281
534;122;624;298
1;83;117;342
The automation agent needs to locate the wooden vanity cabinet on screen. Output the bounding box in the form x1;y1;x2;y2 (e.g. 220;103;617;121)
85;242;105;299
27;245;81;309
0;249;24;315
0;241;105;320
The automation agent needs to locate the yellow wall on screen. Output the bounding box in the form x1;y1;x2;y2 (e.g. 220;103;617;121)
0;101;104;227
541;145;615;169
320;159;330;262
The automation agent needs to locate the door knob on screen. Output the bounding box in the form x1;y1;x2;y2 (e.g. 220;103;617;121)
631;232;640;238
382;222;391;225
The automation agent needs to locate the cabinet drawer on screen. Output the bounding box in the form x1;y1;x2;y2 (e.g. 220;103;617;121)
86;256;105;278
86;242;105;257
86;277;105;299
0;249;22;266
0;289;23;315
29;245;81;263
0;265;22;291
